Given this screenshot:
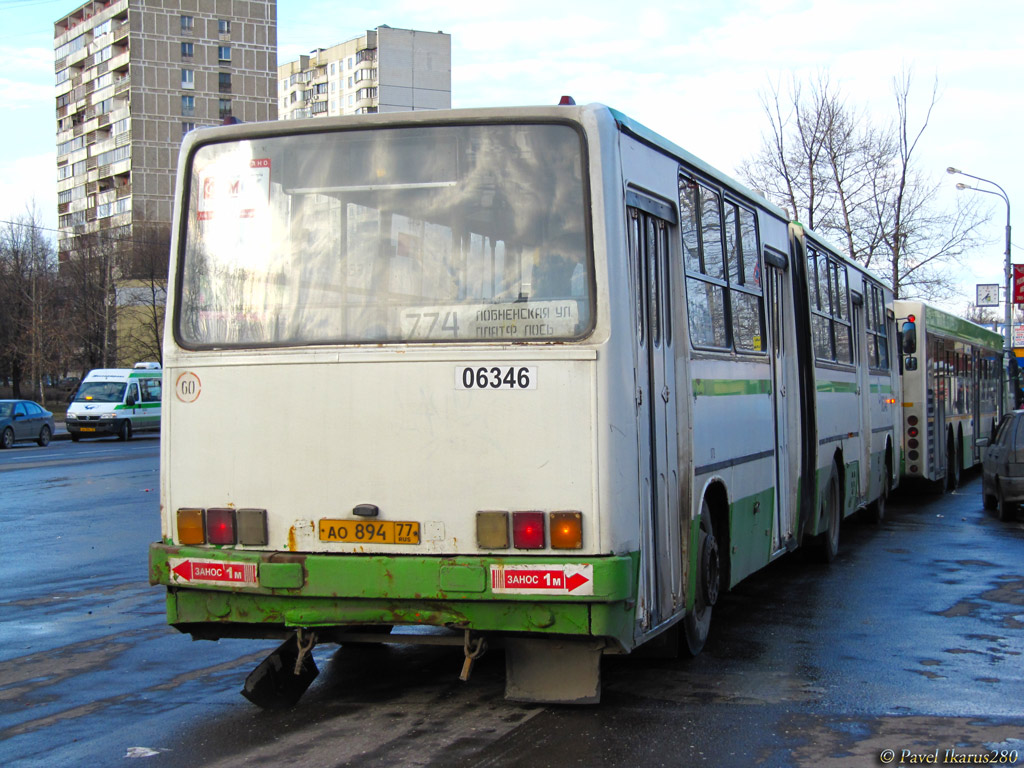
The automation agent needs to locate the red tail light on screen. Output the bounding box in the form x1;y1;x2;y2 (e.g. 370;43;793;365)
206;508;236;545
512;512;545;549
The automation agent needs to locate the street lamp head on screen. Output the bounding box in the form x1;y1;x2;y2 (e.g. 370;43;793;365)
947;166;961;175
956;182;969;190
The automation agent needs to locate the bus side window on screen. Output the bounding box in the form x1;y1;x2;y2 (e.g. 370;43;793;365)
679;179;728;349
141;378;162;403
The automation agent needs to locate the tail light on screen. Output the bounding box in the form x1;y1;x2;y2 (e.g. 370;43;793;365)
549;511;582;549
177;508;205;545
237;508;268;546
476;511;510;549
512;512;545;549
176;507;267;546
206;508;236;545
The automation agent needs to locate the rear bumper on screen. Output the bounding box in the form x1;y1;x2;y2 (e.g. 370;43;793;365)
149;542;638;648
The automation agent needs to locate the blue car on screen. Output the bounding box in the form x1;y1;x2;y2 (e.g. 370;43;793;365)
0;399;56;449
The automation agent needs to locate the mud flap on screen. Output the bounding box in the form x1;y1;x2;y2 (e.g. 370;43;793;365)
241;633;319;709
504;637;604;704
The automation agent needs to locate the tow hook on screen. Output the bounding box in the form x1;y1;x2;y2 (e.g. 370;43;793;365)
241;628;319;709
459;630;488;681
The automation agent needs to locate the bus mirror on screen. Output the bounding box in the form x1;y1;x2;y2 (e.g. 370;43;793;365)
901;319;917;354
904;356;918;372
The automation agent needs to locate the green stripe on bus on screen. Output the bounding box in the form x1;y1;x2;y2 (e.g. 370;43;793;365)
870;383;893;394
692;378;771;397
816;381;859;394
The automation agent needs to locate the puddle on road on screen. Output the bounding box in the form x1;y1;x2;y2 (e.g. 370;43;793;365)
768;714;1024;767
935;576;1024;634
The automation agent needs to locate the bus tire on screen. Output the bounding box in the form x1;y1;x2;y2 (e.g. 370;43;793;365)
118;419;132;441
682;500;719;657
817;470;841;563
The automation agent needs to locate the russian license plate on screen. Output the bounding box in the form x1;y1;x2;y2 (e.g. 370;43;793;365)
319;520;420;544
79;427;96;432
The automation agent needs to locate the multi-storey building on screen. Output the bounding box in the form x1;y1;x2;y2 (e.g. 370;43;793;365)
54;0;278;258
278;26;450;120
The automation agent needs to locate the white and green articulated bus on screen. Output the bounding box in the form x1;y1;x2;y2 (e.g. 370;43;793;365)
149;103;899;706
895;300;1005;489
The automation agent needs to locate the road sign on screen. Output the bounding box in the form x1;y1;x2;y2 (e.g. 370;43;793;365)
168;557;258;587
489;564;593;595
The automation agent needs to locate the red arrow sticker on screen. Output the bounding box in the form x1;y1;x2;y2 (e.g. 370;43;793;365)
490;564;593;595
168;557;258;587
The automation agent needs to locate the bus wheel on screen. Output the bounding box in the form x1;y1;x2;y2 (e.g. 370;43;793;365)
117;420;132;441
682;500;719;657
817;471;840;563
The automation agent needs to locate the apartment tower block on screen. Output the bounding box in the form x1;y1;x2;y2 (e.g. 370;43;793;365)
54;0;278;257
278;26;451;120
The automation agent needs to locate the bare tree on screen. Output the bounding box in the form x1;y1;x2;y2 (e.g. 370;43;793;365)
0;208;62;401
963;303;1000;328
741;70;988;300
116;222;170;366
59;230;121;373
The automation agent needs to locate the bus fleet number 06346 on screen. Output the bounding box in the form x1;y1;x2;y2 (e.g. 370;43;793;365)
456;366;537;390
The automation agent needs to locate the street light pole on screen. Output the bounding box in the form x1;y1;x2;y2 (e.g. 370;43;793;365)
948;166;1015;406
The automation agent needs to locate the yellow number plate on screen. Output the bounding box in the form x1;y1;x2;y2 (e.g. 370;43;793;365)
318;520;420;544
79;427;96;432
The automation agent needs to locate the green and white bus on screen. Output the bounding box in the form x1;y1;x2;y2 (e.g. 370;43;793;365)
149;103;899;705
895;300;1005;489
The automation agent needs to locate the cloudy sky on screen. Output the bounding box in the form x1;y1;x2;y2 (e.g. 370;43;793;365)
1;0;1020;308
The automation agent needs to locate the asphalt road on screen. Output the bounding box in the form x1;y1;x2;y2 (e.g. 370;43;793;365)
1;439;1023;767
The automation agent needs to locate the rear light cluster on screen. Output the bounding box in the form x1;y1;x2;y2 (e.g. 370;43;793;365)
176;508;267;546
906;414;920;473
476;511;582;550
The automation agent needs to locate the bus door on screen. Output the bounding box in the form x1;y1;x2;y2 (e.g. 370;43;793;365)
930;337;946;479
852;293;871;500
764;253;795;553
971;347;982;464
627;195;682;631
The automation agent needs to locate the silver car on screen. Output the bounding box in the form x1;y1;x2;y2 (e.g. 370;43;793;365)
0;399;56;449
981;410;1024;521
